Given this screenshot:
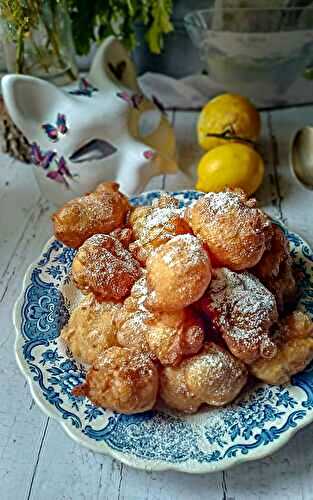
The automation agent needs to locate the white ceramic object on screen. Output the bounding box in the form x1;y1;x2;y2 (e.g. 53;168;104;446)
2;37;177;206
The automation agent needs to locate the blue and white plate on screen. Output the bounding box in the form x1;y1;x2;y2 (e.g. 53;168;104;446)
13;190;313;473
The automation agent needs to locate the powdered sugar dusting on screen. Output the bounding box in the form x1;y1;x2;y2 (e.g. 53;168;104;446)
145;233;211;310
130;276;149;311
185;343;247;402
53;184;130;248
201;192;242;215
162;234;209;269
140;207;184;244
73;234;141;300
204;268;278;361
185;190;270;271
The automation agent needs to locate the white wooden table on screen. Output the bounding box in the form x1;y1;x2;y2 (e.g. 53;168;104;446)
1;107;313;500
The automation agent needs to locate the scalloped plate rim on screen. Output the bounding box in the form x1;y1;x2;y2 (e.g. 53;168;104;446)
12;189;313;474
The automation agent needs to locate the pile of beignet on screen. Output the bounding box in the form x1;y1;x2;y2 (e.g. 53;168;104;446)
52;182;313;415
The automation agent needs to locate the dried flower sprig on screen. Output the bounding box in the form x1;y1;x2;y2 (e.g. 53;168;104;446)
0;0;77;79
0;0;42;72
0;0;42;39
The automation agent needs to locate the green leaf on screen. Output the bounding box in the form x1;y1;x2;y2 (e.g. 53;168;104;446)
1;0;175;56
145;0;173;54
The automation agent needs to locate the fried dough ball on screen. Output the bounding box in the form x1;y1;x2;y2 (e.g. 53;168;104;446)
115;278;152;353
250;311;313;384
185;190;270;271
144;308;204;366
109;226;134;249
116;309;152;353
116;277;204;366
72;234;141;301
52;182;130;248
160;363;203;413
145;234;212;312
129;194;192;264
252;224;297;312
61;294;121;365
198;268;278;364
160;343;248;413
73;347;159;414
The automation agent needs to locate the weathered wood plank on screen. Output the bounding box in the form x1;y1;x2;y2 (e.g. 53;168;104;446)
0;159;41;280
224;424;313;500
27;421;124;500
269;106;313;246
0;192;55;500
113;466;224;500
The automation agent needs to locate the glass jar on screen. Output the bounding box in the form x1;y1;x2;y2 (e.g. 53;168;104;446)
185;6;313;107
2;1;78;85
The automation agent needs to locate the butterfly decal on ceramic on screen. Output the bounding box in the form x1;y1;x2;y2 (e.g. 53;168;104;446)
31;143;56;169
46;157;75;188
31;142;76;189
116;91;143;110
69;78;99;98
42;113;68;142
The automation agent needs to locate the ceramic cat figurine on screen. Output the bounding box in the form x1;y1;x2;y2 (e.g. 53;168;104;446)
2;37;177;206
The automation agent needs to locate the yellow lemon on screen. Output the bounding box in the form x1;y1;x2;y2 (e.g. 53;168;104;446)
196;143;264;195
197;93;261;151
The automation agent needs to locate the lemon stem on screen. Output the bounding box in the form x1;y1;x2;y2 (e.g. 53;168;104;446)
206;130;257;148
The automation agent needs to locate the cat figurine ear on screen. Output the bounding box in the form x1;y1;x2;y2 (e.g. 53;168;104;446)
2;74;73;144
88;36;140;92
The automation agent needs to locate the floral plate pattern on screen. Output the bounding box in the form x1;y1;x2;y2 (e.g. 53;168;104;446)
13;190;313;473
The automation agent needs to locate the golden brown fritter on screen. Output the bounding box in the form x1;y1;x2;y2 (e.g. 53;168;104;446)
252;224;297;312
160;342;248;413
129;193;192;264
185;190;270;271
160;363;203;413
73;347;159;414
115;277;204;366
52;182;130;248
72;234;141;301
250;311;313;384
198;268;278;364
61;294;121;365
143;308;204;367
145;234;212;312
109;226;134;249
115;278;153;353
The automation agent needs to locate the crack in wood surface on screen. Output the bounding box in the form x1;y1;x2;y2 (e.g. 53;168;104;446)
267;112;287;224
222;471;229;500
117;463;124;500
0;281;9;303
26;419;50;500
96;463;103;500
